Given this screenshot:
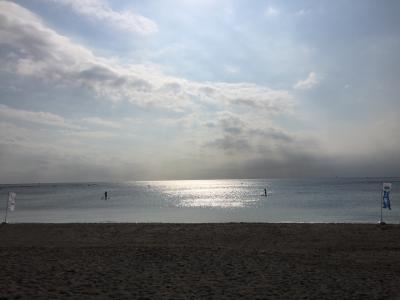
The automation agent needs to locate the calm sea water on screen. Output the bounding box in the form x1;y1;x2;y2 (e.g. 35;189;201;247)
1;178;399;223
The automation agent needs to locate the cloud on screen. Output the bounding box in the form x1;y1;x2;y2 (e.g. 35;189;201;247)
0;105;129;147
203;112;297;155
0;104;81;129
294;72;319;90
205;136;251;152
218;114;245;134
248;128;293;143
0;1;294;113
50;0;158;35
1;2;328;181
0;137;145;183
0;107;142;183
265;6;279;17
80;117;122;129
195;83;293;112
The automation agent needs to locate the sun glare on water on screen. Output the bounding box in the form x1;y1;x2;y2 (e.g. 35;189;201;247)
149;180;262;208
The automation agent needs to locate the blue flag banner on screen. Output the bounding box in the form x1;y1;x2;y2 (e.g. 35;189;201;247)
382;183;392;210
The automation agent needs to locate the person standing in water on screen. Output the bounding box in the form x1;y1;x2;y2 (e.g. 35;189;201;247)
264;188;267;197
104;191;108;200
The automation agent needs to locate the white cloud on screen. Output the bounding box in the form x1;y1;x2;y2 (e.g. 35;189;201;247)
0;1;294;113
0;2;318;181
0;104;81;129
50;0;158;35
0;105;127;142
81;117;122;129
0;106;134;175
188;82;293;113
265;6;279;17
294;72;319;90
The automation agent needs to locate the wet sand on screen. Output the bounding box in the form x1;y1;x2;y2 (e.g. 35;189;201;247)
1;223;400;299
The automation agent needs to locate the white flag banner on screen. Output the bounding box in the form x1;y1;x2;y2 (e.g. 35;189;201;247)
8;192;16;211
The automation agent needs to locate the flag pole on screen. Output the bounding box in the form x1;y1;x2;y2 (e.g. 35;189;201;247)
3;192;9;224
380;189;383;224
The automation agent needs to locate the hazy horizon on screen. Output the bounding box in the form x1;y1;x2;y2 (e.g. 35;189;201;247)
1;0;400;183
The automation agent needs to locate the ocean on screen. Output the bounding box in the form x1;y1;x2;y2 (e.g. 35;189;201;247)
1;178;399;223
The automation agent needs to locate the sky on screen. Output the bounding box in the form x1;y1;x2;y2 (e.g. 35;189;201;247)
0;0;400;183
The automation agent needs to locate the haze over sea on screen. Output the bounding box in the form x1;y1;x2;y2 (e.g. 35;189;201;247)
1;177;398;224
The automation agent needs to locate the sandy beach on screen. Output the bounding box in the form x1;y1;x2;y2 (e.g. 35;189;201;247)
1;223;400;299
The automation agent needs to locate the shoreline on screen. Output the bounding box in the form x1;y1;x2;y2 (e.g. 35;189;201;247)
1;223;400;299
3;220;399;224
